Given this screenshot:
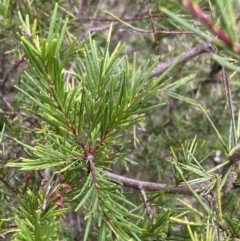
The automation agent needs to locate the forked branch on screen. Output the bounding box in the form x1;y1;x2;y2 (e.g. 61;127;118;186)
104;171;201;195
152;41;214;77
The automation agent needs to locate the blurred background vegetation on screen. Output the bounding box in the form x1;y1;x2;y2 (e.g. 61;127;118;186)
1;0;240;240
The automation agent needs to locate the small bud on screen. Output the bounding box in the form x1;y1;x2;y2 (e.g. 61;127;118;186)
61;183;72;191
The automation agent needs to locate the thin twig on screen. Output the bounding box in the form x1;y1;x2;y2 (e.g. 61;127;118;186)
221;72;239;192
84;0;105;37
146;0;161;57
140;189;152;220
87;23;118;33
119;28;191;34
104;172;202;195
0;110;15;115
87;154;100;194
152;41;214;77
222;67;237;146
0;176;18;194
0;92;14;111
0;58;25;89
79;14;162;22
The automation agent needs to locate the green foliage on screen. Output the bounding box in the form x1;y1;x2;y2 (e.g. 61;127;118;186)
6;3;172;240
12;189;64;241
9;5;166;172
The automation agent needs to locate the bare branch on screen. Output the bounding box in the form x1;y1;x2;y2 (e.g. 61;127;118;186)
0;176;18;195
151;41;213;78
84;0;105;37
0;57;25;89
146;0;160;56
104;172;201;195
140;189;152;220
0;92;14;111
87;23;118;33
222;67;237;146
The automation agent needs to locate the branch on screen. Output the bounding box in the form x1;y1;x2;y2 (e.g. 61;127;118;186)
146;0;160;56
104;172;201;195
0;57;25;89
0;176;18;195
79;14;162;22
151;41;213;77
222;68;237;146
84;0;104;37
140;189;152;220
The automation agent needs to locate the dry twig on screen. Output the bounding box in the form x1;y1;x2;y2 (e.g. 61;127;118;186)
152;41;214;77
105;171;201;195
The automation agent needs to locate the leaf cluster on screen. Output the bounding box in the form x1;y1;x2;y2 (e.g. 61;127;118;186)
5;3;174;240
